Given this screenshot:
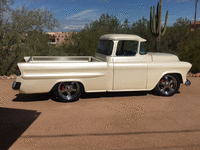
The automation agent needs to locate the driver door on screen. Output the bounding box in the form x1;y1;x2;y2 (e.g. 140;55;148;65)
113;40;148;90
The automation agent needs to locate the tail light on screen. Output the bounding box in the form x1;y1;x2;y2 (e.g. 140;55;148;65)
14;59;24;76
15;65;21;76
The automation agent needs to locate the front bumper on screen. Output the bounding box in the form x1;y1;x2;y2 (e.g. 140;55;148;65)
12;81;21;90
185;79;191;86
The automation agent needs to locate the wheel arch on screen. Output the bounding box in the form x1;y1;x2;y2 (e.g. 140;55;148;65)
173;73;183;83
151;71;183;90
50;79;86;93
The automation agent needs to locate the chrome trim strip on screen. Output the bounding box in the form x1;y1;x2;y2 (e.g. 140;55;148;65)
22;73;106;79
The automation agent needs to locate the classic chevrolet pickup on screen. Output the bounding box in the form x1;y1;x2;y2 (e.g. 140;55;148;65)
12;34;192;102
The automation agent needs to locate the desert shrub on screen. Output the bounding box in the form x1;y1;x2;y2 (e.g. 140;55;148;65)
178;31;200;73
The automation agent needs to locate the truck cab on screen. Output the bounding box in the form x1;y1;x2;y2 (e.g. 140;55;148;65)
96;34;152;91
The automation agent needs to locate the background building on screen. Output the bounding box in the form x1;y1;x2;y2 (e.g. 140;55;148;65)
191;21;200;31
46;32;74;45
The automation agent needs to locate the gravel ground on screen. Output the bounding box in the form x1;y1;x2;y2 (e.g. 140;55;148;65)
0;77;200;150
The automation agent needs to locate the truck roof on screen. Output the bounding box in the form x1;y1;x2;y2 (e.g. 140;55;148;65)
100;34;147;42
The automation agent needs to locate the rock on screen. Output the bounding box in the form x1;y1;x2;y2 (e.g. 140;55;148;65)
0;74;17;79
187;72;193;77
195;73;200;77
9;74;17;79
2;75;7;79
187;72;200;77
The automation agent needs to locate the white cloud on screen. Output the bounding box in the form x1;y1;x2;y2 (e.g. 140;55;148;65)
63;9;100;31
63;25;85;30
66;9;99;20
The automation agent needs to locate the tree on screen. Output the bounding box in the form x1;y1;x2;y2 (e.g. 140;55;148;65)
178;31;200;73
0;0;14;25
130;17;155;52
121;18;130;33
162;17;191;53
0;6;59;75
65;13;121;56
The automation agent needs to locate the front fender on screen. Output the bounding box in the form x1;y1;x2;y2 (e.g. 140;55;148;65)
147;61;191;90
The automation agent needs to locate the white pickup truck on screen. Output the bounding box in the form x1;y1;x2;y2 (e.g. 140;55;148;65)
12;34;191;102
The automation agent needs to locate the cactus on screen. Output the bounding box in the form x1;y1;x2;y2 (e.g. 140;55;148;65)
150;0;168;52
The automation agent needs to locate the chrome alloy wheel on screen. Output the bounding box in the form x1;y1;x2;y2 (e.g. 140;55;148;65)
57;82;80;101
157;75;178;96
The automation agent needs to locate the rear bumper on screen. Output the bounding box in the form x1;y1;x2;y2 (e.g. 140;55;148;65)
12;81;21;90
185;79;191;86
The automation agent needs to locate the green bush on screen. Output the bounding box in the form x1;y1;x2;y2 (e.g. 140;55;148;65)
178;31;200;73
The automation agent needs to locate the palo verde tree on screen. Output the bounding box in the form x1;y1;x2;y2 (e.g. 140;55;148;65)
178;30;200;73
0;5;59;75
0;0;14;25
0;0;14;47
0;0;14;75
66;13;121;56
131;17;155;52
162;17;191;53
150;0;168;52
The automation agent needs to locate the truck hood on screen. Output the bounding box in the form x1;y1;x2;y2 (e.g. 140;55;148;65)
148;52;179;62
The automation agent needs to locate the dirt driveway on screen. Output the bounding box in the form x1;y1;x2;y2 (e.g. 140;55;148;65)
0;77;200;150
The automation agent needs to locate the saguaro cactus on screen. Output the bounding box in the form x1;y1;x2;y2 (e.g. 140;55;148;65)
150;0;168;52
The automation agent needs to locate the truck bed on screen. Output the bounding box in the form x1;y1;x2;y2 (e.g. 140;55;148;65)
24;56;103;63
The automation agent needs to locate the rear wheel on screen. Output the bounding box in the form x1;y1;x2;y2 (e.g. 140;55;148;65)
155;74;180;96
54;82;83;102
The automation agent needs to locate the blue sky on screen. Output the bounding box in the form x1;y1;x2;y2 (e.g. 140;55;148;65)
11;0;199;31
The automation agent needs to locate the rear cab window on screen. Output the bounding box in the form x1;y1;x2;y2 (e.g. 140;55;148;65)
97;40;113;56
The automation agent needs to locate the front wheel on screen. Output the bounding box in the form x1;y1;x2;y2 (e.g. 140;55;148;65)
54;82;83;102
155;74;180;96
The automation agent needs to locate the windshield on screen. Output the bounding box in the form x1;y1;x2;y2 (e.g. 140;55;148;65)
97;40;113;56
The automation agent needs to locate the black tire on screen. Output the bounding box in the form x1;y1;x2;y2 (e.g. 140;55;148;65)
155;74;180;96
53;82;83;102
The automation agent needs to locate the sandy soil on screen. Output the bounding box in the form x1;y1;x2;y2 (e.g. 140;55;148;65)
0;77;200;150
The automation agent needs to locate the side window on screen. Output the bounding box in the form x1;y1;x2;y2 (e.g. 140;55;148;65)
116;40;138;56
97;40;113;56
140;42;147;55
